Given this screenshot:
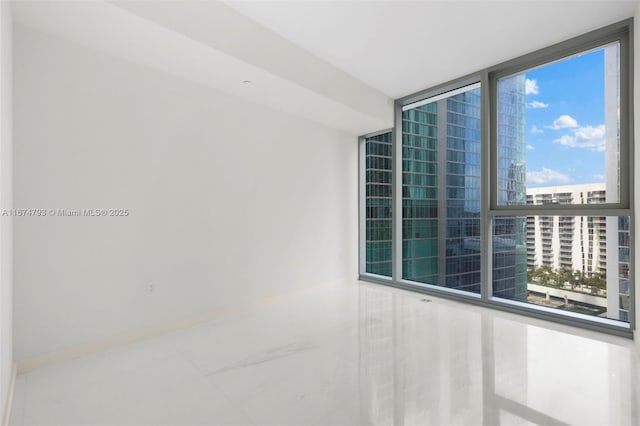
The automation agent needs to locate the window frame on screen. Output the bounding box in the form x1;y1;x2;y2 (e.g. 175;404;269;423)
488;22;631;213
397;80;485;296
358;18;634;337
359;128;394;282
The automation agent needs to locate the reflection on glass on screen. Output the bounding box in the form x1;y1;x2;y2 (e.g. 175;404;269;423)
365;132;393;277
358;284;637;426
401;85;483;293
497;43;620;206
493;216;528;301
358;285;483;425
493;215;630;323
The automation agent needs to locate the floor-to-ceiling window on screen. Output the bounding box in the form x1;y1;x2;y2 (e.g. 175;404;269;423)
401;85;482;294
359;20;633;333
362;131;393;278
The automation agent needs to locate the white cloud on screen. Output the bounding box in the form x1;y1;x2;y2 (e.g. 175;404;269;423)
527;168;571;185
593;174;605;181
526;144;535;150
548;115;578;130
527;100;549;109
530;125;543;134
553;124;606;152
525;78;539;95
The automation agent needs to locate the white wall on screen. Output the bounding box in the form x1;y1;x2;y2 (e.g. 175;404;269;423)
0;0;13;422
13;25;359;361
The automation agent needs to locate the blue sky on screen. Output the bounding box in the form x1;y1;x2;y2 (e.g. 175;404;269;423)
522;47;611;187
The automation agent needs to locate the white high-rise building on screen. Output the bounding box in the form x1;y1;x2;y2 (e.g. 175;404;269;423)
526;182;629;321
526;183;607;274
604;43;627;321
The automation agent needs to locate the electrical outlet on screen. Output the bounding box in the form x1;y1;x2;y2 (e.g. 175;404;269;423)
146;282;155;294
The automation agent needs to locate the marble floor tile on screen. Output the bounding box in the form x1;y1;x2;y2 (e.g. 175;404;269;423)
9;280;640;426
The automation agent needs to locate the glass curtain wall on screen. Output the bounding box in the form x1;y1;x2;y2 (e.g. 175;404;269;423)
364;132;393;277
402;85;483;294
361;22;631;330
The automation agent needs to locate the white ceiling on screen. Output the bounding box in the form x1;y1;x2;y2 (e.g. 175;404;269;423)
12;1;639;134
12;0;393;134
226;0;638;99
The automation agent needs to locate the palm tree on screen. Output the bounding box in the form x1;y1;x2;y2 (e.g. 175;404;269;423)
572;270;586;289
533;265;553;286
585;272;606;294
557;267;573;288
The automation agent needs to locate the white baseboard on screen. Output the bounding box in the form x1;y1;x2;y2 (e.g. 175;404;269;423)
16;277;352;374
2;363;17;426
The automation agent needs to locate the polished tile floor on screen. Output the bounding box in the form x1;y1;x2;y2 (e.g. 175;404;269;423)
9;281;640;426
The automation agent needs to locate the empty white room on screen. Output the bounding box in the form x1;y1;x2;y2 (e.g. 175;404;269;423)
1;1;640;425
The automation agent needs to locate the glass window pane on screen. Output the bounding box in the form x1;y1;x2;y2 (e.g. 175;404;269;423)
402;85;482;293
493;215;630;324
365;132;393;277
497;43;620;206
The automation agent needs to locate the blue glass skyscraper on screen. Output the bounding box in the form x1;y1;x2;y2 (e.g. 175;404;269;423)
401;82;527;299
